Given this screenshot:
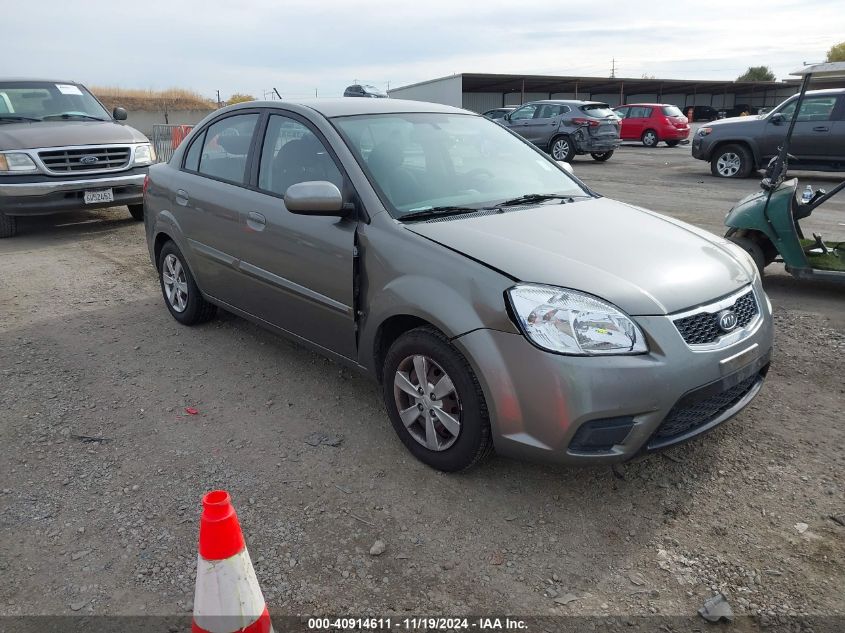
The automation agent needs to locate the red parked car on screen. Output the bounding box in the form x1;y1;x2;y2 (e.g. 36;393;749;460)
613;103;690;147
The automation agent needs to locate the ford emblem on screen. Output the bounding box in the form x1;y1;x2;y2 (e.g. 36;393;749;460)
717;309;738;332
80;155;99;165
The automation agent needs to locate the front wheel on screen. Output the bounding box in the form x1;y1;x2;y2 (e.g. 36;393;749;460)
711;144;753;178
157;241;216;325
550;136;575;162
128;203;144;221
590;151;613;162
382;326;493;472
0;212;17;238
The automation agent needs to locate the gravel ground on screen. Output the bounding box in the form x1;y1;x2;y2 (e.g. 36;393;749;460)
1;144;843;629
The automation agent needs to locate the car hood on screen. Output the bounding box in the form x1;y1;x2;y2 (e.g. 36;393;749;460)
404;197;754;315
706;115;764;130
0;120;147;150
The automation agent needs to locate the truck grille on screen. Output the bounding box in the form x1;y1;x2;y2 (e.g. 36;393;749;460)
38;147;131;173
673;290;758;345
650;373;760;444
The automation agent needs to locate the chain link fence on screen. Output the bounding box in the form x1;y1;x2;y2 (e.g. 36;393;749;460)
152;124;194;163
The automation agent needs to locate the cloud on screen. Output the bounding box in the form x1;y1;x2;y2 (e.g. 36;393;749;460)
4;0;843;99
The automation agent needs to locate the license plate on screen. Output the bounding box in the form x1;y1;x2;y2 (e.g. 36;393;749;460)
84;188;114;204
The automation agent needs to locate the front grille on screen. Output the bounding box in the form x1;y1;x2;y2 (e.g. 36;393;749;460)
673;290;758;345
38;147;131;173
652;373;759;442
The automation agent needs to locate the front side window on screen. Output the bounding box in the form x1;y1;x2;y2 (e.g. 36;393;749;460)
333;112;588;217
258;114;342;196
0;81;110;121
614;107;630;119
629;106;651;118
509;105;538;120
774;96;838;122
196;113;258;184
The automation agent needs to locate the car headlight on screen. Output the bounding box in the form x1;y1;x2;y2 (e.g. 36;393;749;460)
698;127;713;136
133;143;155;166
0;152;39;173
507;284;648;355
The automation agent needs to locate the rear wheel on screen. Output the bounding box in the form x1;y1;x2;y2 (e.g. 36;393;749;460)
157;241;216;325
382;326;493;472
665;140;680;147
711;144;753;178
128;204;144;221
641;129;658;147
550;136;575;162
590;151;613;161
0;212;17;238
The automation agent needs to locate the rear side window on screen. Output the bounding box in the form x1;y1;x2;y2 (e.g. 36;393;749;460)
580;103;615;118
662;105;683;117
196;113;259;185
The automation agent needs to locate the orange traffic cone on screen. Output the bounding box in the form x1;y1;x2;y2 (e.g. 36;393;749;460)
191;490;273;633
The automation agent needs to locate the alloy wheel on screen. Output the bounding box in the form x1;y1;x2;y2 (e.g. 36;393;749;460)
393;354;462;451
552;139;570;161
643;131;657;146
162;253;188;312
716;152;741;177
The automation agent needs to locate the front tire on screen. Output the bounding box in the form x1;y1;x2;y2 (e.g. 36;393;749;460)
382;326;493;472
157;241;216;325
590;151;613;161
641;129;658;147
711;144;753;178
128;204;144;221
550;136;575;162
0;212;17;238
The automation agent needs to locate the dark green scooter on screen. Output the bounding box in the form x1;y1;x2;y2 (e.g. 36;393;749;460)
724;62;845;281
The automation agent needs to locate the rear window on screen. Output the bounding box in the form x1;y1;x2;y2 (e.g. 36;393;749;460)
580;103;614;118
662;105;683;117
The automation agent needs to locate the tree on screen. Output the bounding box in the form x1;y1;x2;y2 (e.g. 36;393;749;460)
826;41;845;62
227;93;256;105
736;66;776;82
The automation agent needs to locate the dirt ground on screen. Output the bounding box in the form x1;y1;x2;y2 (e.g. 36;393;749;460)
1;143;843;630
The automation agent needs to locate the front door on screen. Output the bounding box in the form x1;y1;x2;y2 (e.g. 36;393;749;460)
504;103;539;142
232;112;357;359
761;95;840;163
523;103;564;145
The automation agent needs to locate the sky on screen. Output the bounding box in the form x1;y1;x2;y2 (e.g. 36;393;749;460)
3;0;844;101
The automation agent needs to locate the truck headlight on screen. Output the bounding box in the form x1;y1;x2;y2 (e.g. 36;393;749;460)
0;152;38;173
507;284;648;355
698;127;713;136
133;143;155;166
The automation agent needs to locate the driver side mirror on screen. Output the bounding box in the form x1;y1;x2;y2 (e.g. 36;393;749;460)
503;113;512;121
284;181;347;216
113;107;128;121
770;113;784;125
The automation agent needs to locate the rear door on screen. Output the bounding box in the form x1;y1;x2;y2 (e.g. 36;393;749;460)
229;111;358;359
625;106;650;140
829;95;845;162
175;111;261;304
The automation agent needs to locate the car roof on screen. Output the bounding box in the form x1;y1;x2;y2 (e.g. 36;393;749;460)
524;99;606;106
226;98;472;118
0;78;82;85
618;103;677;107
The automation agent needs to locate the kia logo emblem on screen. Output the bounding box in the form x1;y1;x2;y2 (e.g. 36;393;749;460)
717;309;738;332
79;155;99;165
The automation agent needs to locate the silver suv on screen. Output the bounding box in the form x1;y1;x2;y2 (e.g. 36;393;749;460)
499;100;621;162
0;79;154;237
144;99;772;471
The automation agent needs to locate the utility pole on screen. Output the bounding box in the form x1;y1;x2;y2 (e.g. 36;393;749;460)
611;58;617;78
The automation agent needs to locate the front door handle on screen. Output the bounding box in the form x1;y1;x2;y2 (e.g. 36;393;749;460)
813;126;829;132
247;212;266;231
175;189;189;206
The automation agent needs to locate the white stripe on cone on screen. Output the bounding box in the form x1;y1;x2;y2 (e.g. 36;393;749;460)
193;547;268;633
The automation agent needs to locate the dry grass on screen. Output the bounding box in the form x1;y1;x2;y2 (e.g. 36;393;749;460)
90;86;215;111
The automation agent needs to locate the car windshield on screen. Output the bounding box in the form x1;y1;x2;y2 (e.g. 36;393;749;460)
662;105;683;117
0;81;110;121
332;112;588;217
580;103;615;118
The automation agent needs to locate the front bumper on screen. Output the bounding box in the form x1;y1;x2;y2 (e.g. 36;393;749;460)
0;168;147;216
453;286;774;465
691;136;711;161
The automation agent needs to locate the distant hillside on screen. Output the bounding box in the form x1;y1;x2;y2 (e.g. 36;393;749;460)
91;87;215;111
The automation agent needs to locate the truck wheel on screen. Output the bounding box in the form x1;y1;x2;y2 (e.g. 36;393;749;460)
641;129;658;147
128;204;144;221
665;140;680;147
550;136;575;162
590;151;613;162
0;212;17;238
711;144;753;178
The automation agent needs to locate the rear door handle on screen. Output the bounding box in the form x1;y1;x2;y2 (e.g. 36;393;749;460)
813;126;829;132
247;212;266;231
175;189;189;206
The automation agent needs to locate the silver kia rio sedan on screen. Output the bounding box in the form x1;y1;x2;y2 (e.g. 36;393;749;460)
144;98;773;472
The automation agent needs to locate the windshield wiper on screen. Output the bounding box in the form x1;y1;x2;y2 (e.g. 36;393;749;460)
399;206;482;222
495;193;582;207
42;113;105;121
0;115;41;122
